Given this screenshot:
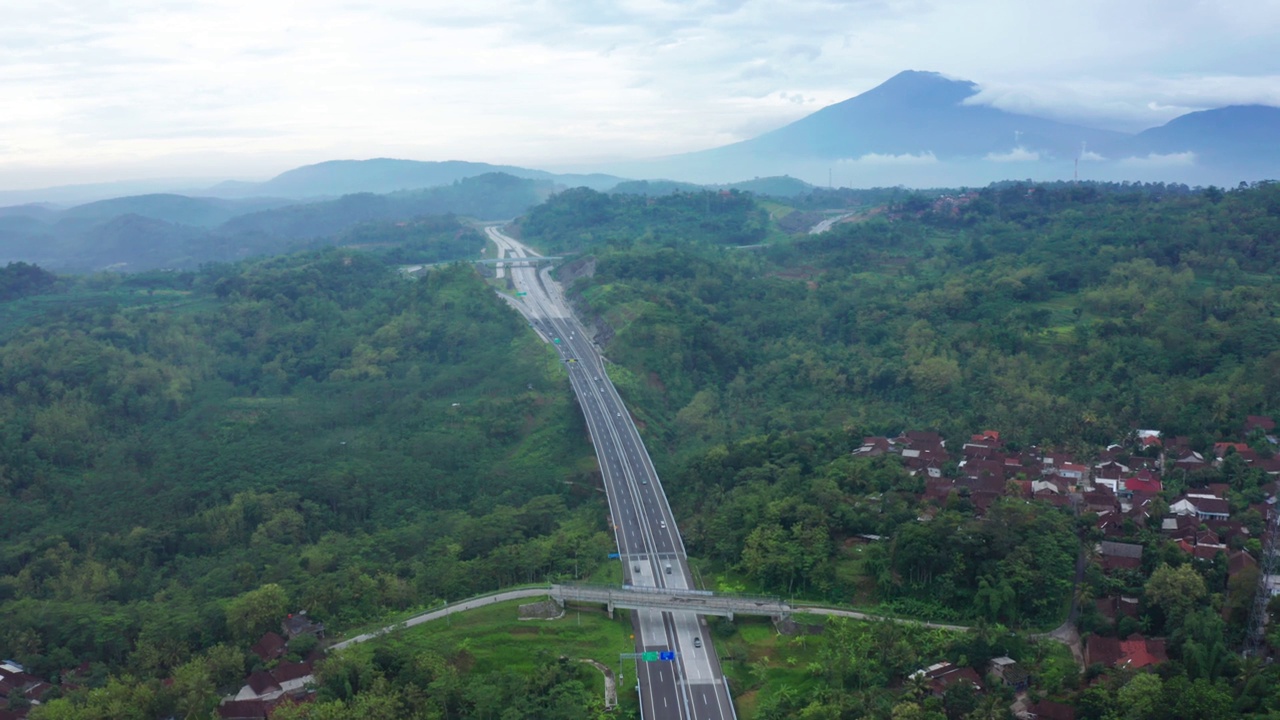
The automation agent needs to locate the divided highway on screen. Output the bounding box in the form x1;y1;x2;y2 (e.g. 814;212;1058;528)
486;226;736;720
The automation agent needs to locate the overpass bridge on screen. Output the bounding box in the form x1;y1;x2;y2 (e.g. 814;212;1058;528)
551;583;791;621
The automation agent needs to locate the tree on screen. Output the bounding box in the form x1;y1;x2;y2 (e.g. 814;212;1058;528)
224;584;289;642
1144;563;1205;626
1115;672;1162;720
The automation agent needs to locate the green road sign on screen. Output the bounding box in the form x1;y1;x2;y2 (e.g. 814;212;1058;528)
516;291;527;296
641;652;659;662
553;338;561;344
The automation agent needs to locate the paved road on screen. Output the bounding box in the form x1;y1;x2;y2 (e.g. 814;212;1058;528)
486;226;735;720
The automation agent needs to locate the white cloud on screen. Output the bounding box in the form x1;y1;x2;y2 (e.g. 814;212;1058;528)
1119;152;1197;167
838;151;938;165
0;0;1278;187
984;147;1041;162
1081;150;1107;161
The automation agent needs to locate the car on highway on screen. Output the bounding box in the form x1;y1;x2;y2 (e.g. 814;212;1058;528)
659;520;666;529
693;637;702;648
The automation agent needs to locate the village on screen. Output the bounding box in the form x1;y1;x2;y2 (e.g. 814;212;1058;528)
856;415;1280;719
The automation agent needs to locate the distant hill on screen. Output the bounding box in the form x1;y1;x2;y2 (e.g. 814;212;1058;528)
220;173;554;240
602;70;1280;187
0;173;553;272
59;194;297;228
1127;105;1280;172
207;158;625;199
609;176;814;198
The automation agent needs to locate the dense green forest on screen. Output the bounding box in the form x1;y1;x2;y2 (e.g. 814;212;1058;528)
517;187;773;252
9;179;1280;719
0;252;613;717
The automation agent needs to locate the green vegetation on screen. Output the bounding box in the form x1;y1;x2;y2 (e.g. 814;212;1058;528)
517;187;771;253
311;599;632;718
1;251;615;714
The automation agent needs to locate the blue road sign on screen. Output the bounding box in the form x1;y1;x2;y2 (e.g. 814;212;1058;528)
608;553;620;559
659;651;675;661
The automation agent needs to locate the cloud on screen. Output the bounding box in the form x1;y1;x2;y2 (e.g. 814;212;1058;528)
1;0;1279;187
1081;151;1107;161
1118;152;1197;167
984;147;1041;162
838;152;938;165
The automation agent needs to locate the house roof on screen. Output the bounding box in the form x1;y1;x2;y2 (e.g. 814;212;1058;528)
251;632;287;662
1099;541;1143;559
1230;549;1259;576
271;660;314;685
1124;476;1162;494
246;670;280;696
1027;699;1077;720
217;700;272;720
1245;415;1276;433
1189;496;1231;516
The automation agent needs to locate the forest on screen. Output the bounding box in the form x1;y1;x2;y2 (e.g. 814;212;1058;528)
0;251;615;718
6;179;1280;719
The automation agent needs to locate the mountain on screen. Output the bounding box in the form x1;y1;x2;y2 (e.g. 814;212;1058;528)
729;71;1127;161
0;172;554;272
59;194;297;228
220;172;553;240
1126;105;1280;173
604;71;1279;187
206;158;625;199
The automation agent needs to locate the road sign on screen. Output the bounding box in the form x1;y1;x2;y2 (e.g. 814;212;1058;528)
553;338;561;344
659;651;675;661
641;652;659;662
608;552;620;559
516;292;527;297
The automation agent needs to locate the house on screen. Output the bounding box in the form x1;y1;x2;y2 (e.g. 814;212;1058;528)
1058;463;1089;483
1170;494;1231;521
1085;634;1167;669
251;632;287;663
1244;416;1276;435
1098;541;1143;573
1024;699;1076;720
1214;442;1251;460
1161;514;1198;541
1094;459;1130;481
281;612;325;640
1083;489;1119;515
233;660;315;703
854;437;892;457
1122;471;1162;497
1172;451;1208;474
910;661;983;696
217;700;273;720
0;661;52;711
989;656;1030;691
1229;549;1259;580
1095;595;1140;622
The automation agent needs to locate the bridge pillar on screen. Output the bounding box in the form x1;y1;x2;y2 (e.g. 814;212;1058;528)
727;611;734;622
607;601;614;619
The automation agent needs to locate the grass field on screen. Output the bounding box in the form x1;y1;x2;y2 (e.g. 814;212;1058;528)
339;598;641;713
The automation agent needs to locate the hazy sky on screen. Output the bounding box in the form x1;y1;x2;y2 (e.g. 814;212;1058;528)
4;0;1279;188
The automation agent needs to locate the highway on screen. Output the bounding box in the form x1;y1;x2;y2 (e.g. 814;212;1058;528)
485;226;736;720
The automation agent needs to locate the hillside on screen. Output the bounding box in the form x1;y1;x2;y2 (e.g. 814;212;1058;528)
0;253;606;715
208;158;625;198
0;173;540;272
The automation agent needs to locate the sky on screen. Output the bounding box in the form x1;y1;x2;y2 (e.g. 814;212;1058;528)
3;0;1280;189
